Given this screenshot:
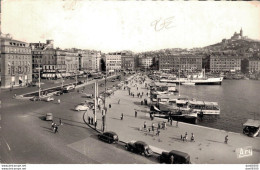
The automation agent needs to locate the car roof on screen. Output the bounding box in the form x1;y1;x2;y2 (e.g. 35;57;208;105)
104;131;117;135
135;141;148;146
169;150;190;158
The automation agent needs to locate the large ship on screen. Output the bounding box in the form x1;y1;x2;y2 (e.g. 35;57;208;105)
160;69;223;85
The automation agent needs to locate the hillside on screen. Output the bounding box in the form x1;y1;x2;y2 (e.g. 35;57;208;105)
205;39;260;52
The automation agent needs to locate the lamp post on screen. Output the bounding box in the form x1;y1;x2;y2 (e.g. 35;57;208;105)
36;67;42;97
102;67;107;132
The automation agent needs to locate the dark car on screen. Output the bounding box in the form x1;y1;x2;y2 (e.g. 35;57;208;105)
125;141;153;157
98;131;119;144
159;150;191;164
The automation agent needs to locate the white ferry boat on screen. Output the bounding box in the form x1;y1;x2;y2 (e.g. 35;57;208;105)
160;69;223;85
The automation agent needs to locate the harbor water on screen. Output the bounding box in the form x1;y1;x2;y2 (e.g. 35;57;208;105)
179;79;260;133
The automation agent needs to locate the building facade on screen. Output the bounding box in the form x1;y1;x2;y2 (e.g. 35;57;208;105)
159;54;202;72
1;37;32;88
105;52;122;73
210;55;241;73
78;50;101;72
249;57;260;73
121;55;134;71
139;56;153;69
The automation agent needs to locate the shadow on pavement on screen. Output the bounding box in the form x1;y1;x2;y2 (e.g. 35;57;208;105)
39;116;46;121
111;117;121;121
40;126;54;133
62;122;89;130
206;139;224;144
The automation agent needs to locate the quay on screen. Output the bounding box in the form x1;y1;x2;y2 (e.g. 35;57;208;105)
88;74;260;164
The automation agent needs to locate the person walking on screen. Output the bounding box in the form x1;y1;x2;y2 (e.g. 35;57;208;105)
51;121;55;130
59;118;62;125
191;133;195;142
94;121;97;129
54;125;58;133
135;111;137;118
121;113;124;120
88;116;91;124
144;121;147;131
158;122;161;129
152;123;154;131
156;128;160;136
109;104;111;108
184;132;188;142
163;121;167;130
170;118;173;126
225;135;229;144
170;155;174;164
58;99;61;104
118;99;120;104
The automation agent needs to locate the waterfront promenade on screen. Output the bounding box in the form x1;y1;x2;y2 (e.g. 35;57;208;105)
88;74;260;164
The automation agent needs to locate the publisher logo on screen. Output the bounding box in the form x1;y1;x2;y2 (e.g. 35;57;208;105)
236;146;253;158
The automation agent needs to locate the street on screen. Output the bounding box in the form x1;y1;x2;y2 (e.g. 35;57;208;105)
0;75;157;164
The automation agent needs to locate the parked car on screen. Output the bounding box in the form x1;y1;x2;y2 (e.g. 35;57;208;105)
125;141;153;157
45;113;53;121
83;93;93;98
42;96;54;102
111;79;116;82
98;131;119;144
30;96;42;101
63;85;75;93
74;103;89;111
55;91;63;96
159;150;191;164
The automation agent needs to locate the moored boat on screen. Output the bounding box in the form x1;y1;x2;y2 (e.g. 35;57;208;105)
243;119;260;137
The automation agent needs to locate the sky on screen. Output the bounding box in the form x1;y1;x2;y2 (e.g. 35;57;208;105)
1;0;260;53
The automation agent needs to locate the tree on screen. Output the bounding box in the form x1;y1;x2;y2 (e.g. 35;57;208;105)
100;58;106;72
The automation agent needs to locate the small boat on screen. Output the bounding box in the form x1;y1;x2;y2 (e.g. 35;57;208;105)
182;82;195;86
243;119;260;137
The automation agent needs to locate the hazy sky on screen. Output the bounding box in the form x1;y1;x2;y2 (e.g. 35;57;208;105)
2;0;260;52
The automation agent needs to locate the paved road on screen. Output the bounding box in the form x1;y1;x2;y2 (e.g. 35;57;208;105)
0;74;157;164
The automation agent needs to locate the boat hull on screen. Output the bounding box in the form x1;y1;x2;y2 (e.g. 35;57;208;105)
160;77;223;85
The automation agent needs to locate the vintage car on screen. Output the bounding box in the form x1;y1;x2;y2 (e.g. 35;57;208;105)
30;96;42;101
45;113;53;121
159;150;191;164
98;131;119;144
83;93;93;98
125;140;153;157
74;103;89;111
42;96;55;102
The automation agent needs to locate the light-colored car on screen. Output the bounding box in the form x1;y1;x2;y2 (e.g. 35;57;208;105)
43;97;54;102
45;113;53;121
74;103;89;111
83;93;93;98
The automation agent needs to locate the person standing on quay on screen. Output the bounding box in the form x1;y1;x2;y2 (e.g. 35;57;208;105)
135;111;137;118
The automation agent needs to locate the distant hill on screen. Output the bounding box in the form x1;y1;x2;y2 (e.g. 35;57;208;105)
204;39;260;52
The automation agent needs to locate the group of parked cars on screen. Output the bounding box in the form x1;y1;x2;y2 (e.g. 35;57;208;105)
97;131;191;164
